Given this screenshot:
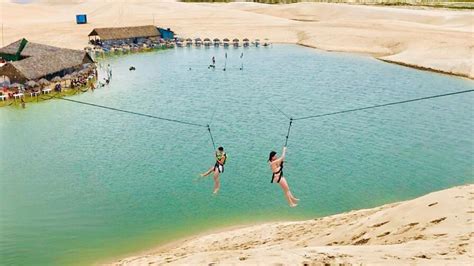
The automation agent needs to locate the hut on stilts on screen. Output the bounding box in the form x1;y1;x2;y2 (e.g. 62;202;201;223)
213;38;221;47
223;38;230;47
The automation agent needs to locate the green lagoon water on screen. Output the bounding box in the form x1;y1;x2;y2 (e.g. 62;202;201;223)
0;45;473;265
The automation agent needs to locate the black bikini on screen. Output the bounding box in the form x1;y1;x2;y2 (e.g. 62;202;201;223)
271;163;283;183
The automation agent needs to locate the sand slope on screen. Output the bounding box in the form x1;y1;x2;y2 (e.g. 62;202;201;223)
1;1;473;78
114;184;474;265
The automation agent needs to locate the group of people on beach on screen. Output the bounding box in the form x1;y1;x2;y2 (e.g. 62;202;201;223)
200;146;299;207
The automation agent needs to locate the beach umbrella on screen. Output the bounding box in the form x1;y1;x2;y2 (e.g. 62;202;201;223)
25;80;38;88
233;38;239;42
185;38;192;42
255;38;260;42
51;76;62;83
38;78;50;86
213;38;220;42
203;38;211;42
243;38;249;42
223;38;230;42
195;38;202;41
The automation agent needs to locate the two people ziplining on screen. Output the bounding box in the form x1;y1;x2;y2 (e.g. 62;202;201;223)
58;88;474;207
199;145;299;207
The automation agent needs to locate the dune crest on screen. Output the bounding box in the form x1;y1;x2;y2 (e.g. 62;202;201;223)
114;184;474;265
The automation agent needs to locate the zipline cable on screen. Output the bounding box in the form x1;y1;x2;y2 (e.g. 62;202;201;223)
266;98;291;120
58;97;207;128
294;89;474;121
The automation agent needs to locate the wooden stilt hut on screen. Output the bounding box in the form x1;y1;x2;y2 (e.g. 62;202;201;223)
243;38;250;47
223;38;230;47
213;38;221;47
185;38;193;47
203;38;211;47
232;38;239;48
194;38;202;47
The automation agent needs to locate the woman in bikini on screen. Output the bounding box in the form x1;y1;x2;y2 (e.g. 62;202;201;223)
200;147;226;194
269;146;299;207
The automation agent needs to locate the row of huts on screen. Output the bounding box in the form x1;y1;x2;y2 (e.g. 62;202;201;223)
0;25;266;86
176;38;265;47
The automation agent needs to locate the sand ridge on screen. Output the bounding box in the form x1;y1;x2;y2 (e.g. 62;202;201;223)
1;1;473;78
113;184;474;265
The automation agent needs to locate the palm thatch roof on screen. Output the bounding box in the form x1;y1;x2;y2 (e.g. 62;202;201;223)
25;80;38;88
9;83;22;88
0;39;94;83
88;25;160;41
38;78;50;86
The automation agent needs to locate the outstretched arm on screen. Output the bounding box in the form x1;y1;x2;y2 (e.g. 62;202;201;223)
274;147;287;164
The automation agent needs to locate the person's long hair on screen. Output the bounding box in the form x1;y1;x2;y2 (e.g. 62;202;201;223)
268;151;277;162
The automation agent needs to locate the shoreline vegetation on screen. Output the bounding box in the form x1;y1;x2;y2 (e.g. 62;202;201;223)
113;184;474;265
179;0;474;9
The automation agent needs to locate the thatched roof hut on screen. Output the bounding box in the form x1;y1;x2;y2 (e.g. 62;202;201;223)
88;25;160;41
25;80;38;88
0;39;94;84
38;78;50;86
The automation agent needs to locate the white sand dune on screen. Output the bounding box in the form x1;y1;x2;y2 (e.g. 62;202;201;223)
1;1;473;78
114;184;474;265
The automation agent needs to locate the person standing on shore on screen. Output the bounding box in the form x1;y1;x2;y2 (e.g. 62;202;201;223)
269;147;299;207
200;146;227;194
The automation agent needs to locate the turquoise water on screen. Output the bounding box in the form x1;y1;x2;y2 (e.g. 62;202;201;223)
0;45;473;265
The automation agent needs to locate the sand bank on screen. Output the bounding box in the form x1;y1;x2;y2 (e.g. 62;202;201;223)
113;184;474;265
1;1;473;78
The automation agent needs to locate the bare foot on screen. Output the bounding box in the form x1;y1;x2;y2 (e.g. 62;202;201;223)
213;189;219;195
290;203;298;208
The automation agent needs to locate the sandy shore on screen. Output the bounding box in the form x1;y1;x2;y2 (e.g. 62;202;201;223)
112;184;474;265
1;0;473;78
